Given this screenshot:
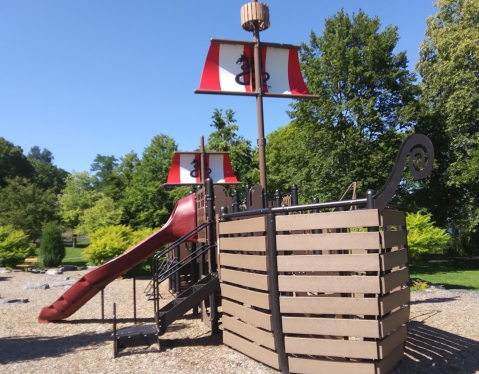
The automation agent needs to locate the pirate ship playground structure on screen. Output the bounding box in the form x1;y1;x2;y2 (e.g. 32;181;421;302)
38;2;435;373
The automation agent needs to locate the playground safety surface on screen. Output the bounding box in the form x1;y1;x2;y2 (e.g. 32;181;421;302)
1;270;478;374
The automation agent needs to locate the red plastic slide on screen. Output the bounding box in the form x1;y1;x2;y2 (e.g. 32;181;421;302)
38;194;197;323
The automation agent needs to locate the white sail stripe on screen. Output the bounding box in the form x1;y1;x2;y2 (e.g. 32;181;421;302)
265;47;291;94
179;154;197;184
208;154;226;183
219;45;246;92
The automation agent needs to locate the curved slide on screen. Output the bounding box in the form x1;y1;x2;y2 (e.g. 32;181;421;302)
38;194;197;323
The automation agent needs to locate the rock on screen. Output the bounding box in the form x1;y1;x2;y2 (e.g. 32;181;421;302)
49;281;75;289
22;283;50;290
46;269;63;275
0;298;29;304
60;265;78;271
0;268;11;273
86;266;98;270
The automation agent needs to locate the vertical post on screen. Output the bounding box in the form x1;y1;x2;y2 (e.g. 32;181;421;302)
101;288;105;323
190;242;199;314
133;277;137;324
206;178;219;334
275;189;282;207
266;209;289;374
312;197;320;252
113;302;118;358
200;135;206;185
252;6;267;204
233;189;240;212
245;184;251;210
174;245;181;296
291;184;298;206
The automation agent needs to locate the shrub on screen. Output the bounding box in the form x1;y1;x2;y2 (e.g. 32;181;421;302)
411;279;429;292
406;211;450;260
39;223;66;267
0;225;36;267
83;225;157;271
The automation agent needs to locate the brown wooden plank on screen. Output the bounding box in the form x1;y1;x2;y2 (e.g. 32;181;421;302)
380;306;409;337
282;316;380;338
220;253;267;271
223;331;279;370
219;217;265;234
381;268;409;293
278;275;380;294
382;231;407;249
285;336;378;359
221;283;270;309
375;344;404;374
381;250;408;271
378;325;407;359
381;210;406;227
289;357;376;374
277;254;381;272
223;315;275;350
222;299;272;331
280;296;379;315
220;236;266;252
277;232;381;251
221;268;269;291
276;209;379;231
380;288;410;315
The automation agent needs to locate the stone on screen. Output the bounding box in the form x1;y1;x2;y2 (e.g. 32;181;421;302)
0;298;29;304
22;283;50;290
46;269;63;275
49;281;75;289
0;268;11;273
60;265;78;271
86;266;98;270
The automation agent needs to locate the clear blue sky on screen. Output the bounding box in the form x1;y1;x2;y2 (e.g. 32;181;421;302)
1;1;437;173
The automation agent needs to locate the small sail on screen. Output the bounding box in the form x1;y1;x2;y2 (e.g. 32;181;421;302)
165;152;240;185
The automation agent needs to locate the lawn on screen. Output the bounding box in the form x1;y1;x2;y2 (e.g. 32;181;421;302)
410;257;479;290
62;239;89;267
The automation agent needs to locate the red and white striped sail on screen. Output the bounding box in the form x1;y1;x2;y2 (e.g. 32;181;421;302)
197;41;311;96
166;152;240;185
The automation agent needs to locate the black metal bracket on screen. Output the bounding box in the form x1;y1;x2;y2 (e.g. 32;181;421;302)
375;134;434;212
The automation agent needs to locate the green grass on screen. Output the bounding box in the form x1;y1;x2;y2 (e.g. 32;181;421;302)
410;257;479;290
61;239;90;267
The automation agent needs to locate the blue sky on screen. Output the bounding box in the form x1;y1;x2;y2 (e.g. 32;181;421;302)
1;1;437;173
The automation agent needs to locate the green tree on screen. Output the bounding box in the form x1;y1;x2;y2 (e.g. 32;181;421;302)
0;138;34;187
76;197;123;235
27;146;69;194
39;223;65;267
205;109;255;186
285;10;419;203
416;0;479;250
121;135;177;229
0;226;36;267
0;177;59;240
90;154;119;192
59;171;101;230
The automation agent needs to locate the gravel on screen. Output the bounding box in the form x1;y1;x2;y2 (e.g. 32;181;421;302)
1;271;478;374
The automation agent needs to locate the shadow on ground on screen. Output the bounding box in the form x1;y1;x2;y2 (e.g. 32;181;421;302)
410;297;460;305
393;319;479;374
0;331;111;364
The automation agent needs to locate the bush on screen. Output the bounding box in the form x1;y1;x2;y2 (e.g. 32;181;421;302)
0;225;36;267
83;226;156;267
39;223;66;267
406;210;450;260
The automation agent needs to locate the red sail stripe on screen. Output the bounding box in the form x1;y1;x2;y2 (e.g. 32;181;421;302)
244;45;253;93
223;154;238;183
288;49;310;95
166;153;181;184
199;43;221;91
195;153;202;183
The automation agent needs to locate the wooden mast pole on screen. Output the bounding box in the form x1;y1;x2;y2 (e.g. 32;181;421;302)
241;0;270;207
